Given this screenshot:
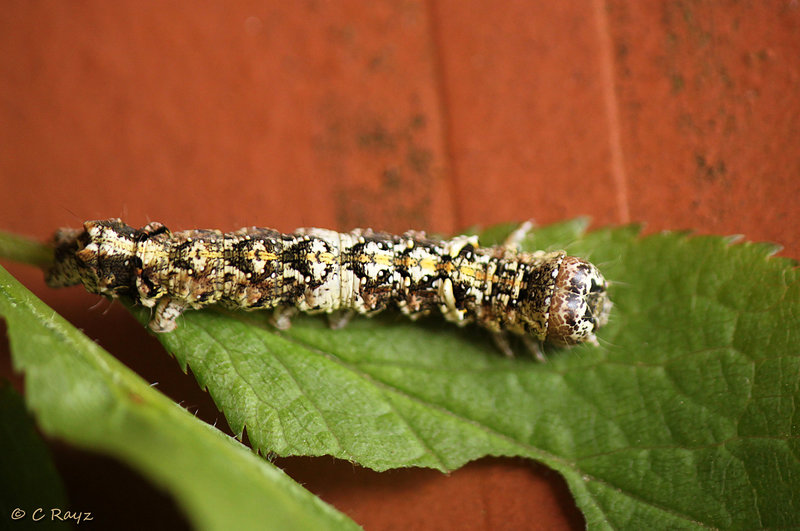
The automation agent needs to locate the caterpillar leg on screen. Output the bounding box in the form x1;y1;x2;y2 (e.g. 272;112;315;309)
150;297;186;333
491;332;515;359
327;309;354;330
503;220;536;251
271;306;297;330
492;331;548;362
522;335;547;363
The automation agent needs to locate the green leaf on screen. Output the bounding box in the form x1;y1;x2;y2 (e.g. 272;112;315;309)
131;222;799;530
0;382;69;529
0;265;360;531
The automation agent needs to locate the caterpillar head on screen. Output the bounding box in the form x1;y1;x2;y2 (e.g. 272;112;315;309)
545;256;612;346
46;219;139;298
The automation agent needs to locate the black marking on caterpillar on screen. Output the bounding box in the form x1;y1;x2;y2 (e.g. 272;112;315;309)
46;219;612;355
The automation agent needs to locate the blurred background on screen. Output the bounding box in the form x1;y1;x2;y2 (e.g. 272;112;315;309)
1;2;797;529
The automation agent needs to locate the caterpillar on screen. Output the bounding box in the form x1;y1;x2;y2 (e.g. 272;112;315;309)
46;219;612;357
